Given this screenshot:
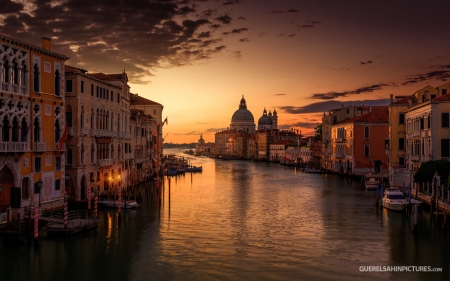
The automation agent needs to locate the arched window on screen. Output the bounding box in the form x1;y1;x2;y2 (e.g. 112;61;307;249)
55;119;61;142
21;61;27;86
67;148;73;165
12;116;19;142
2;116;10;141
33;63;40;92
54;69;60;96
13;60;19;85
364;126;369;139
91;143;95;164
20;118;28;142
81;143;85;164
90;108;94;129
80;106;84;128
22;177;29;200
66;105;73;127
2;57;9;83
33;117;40;142
364;144;370;156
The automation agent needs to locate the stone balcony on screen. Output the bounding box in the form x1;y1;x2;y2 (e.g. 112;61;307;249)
0;142;28;152
54;143;66;151
124;153;132;159
34;142;46;151
81;127;89;136
97;158;113;167
90;128;98;137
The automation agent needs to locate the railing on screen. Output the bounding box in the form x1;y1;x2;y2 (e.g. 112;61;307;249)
97;158;113;167
1;82;8;91
124;132;132;139
98;129;114;138
412;131;420;138
124;153;132;159
334;153;345;159
54;143;66;151
68;127;74;136
90;128;98;136
410;154;419;161
335;138;346;143
0;142;28;152
34;142;46;151
81;127;88;136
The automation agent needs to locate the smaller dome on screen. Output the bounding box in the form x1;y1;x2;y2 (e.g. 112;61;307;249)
258;115;272;126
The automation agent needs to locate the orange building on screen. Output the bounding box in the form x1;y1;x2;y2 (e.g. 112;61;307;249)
331;107;389;175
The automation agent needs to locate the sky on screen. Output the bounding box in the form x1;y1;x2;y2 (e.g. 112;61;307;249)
2;0;450;143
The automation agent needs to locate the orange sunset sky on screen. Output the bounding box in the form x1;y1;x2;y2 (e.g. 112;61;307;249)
2;0;450;143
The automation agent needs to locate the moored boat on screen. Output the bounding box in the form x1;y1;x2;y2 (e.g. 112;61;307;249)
98;198;140;209
382;188;421;211
365;177;380;190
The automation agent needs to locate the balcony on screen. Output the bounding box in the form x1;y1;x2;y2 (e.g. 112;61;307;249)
2;83;27;95
80;127;88;136
97;158;113;167
124;153;132;159
90;128;98;136
0;142;29;152
34;142;46;151
54;143;66;151
335;138;346;143
334;153;345;159
135;156;148;164
68;127;74;136
412;131;420;138
124;132;132;139
409;154;420;161
98;129;114;138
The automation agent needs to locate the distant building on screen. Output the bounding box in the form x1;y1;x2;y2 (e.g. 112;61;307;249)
195;134;214;155
230;96;255;133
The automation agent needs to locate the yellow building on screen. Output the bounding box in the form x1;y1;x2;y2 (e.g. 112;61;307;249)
0;34;68;215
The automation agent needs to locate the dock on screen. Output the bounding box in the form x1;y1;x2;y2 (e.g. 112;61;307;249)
40;209;99;236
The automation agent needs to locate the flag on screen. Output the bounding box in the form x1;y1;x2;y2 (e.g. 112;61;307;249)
22;125;30;142
58;126;68;154
164;117;168;125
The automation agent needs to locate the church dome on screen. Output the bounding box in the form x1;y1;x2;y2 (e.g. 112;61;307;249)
258;108;272;126
231;97;254;122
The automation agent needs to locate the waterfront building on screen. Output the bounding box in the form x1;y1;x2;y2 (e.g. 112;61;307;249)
322;105;384;171
130;94;164;175
129;109;154;186
195;134;214;155
330;107;389;175
214;129;237;157
300;137;313;166
257;108;278;130
64;66;132;198
404;83;450;176
388;94;417;187
0;34;69;214
269;140;291;162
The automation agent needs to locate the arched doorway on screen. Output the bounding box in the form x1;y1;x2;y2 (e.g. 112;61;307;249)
0;166;14;211
65;176;76;200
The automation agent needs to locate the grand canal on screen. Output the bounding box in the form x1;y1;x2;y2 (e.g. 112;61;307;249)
0;148;449;281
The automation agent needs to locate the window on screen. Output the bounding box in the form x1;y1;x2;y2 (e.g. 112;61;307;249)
66;105;73;127
441;139;450;158
35;157;41;172
91;84;94;96
399;138;405;150
34;181;40;194
54;69;60;96
428;113;431;128
55;179;61;191
442;113;449;128
33;117;40;142
117;93;120;103
420;117;424;130
364;144;370;156
81;80;84;93
66;79;73;92
22;177;29;200
399;156;405;166
33;63;40;92
431;94;436;100
96;86;99;97
56;156;61;171
399;113;405;124
442;89;447;95
67;148;73;165
153;110;156;115
364;126;369;139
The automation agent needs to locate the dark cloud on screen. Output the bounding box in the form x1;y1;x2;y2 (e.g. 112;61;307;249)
205;128;226;133
269;10;285;14
238;16;246;20
275;93;286;96
223;0;240;6
403;65;450;85
231;50;241;59
215;14;232;24
279;99;390;114
239;38;249;42
177;6;196;15
310;83;393;100
288;34;295;37
197;31;210;38
301;24;314;28
360;60;373;65
231;28;247;33
287;9;298;13
269;9;299;14
0;0;239;84
279;122;317;130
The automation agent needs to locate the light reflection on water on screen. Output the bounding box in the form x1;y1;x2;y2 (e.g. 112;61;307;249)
0;149;449;281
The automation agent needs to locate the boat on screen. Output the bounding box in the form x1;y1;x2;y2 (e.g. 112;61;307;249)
185;166;202;172
382;188;422;211
98;198;140;209
165;167;178;176
304;168;322;173
365;177;380;190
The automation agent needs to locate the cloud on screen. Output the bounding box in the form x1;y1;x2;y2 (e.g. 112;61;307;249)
215;14;232;24
275;93;286;96
231;50;241;59
360;60;373;65
223;0;240;6
269;9;298;14
278;99;391;114
238;16;246;20
403;65;450;85
310;83;393;100
205;128;226;133
279;122;317;130
0;0;240;84
301;24;314;28
288;34;295;37
239;38;249;42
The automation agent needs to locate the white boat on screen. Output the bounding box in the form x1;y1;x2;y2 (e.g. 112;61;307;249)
98;198;140;209
304;168;322;173
382;188;422;211
365;177;380;190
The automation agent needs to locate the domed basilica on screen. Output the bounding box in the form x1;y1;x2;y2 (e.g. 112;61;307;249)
229;96;278;133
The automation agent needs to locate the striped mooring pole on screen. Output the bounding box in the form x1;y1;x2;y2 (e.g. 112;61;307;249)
94;188;98;218
118;188;122;214
34;204;38;239
64;192;68;229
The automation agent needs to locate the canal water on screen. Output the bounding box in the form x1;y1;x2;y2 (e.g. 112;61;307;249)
0;148;449;281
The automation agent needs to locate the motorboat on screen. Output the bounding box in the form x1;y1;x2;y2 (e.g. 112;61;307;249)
382;188;421;211
98;198;140;209
304;168;322;173
185;166;202;172
365;177;380;190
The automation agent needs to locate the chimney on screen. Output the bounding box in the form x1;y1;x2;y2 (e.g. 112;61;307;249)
41;37;51;50
390;94;393;104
